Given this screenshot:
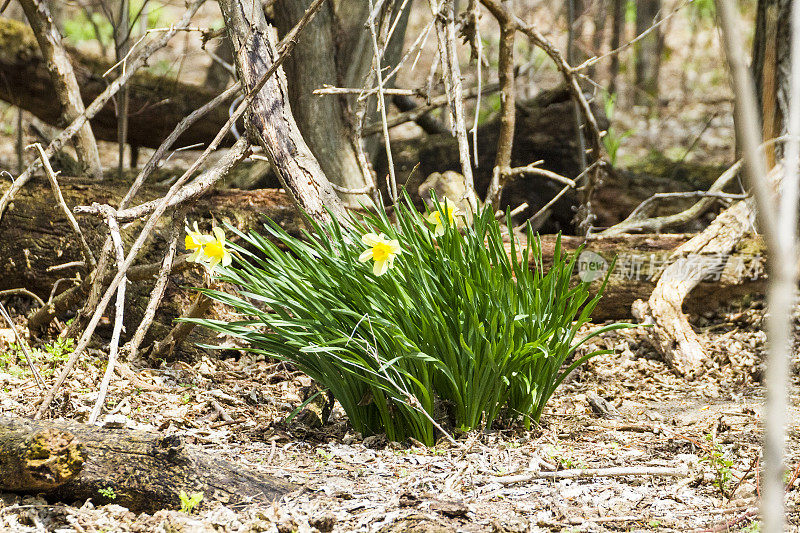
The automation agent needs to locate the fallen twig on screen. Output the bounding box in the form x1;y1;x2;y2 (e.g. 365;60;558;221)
487;465;688;484
600;161;744;237
0;302;45;390
121;209;183;360
30;143;96;269
88;210;126;424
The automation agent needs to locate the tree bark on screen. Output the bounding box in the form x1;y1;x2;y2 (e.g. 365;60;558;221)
16;1;103;179
751;0;790;164
218;0;346;222
273;0;372;207
0;17;235;150
0;417;296;513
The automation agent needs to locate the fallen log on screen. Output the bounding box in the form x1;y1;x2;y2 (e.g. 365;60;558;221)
0;417;296;512
0;17;235;150
535;233;765;321
0;176;301;343
0;177;765;325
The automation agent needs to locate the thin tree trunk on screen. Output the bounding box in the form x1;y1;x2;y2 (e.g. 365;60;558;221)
751;0;791;165
18;0;103;179
609;0;624;95
634;0;662;105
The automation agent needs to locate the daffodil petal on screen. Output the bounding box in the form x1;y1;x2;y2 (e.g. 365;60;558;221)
358;249;373;262
373;259;388;276
222;251;232;267
362;233;382;246
212;226;226;243
188;248;203;263
434;224;444;237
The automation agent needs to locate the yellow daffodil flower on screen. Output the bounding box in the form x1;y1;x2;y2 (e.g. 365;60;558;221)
424;201;459;236
358;232;402;276
202;227;233;273
185;224;232;273
185;221;213;263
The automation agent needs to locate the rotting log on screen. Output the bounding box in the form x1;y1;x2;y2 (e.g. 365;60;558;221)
0;176;765;327
0;17;235;150
533;233;765;321
0;417;296;512
0;176;301;342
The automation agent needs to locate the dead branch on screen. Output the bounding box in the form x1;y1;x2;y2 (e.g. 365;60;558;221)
487;465;688;484
149;293;212;359
367;0;399;203
483;1;516;209
0;302;44;389
88;210;126;424
31;143;96;269
631;198;756;377
0;17;237;150
600;161;743;236
718;0;798;528
122;211;183;361
34;0;331;419
429;0;479;211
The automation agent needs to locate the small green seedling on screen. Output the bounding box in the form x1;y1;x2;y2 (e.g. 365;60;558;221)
179;490;204;514
98;487;117;500
700;434;733;498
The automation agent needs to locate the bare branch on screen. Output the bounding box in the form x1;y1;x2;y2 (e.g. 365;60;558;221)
0;0;207;223
30;144;96;269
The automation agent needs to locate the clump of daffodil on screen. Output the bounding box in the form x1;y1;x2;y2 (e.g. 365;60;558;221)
358;232;402;276
424;200;460;236
185;223;232;273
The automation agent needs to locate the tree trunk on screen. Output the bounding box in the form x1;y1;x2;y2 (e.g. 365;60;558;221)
217;0;346;222
751;0;790;165
0;417;296;513
634;0;662;105
0;17;235;150
273;0;371;207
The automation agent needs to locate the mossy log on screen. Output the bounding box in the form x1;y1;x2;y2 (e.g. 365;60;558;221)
0;417;296;512
0;17;234;150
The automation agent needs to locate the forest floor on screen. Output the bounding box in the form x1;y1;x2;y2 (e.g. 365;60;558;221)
0;296;796;532
0;1;784;531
